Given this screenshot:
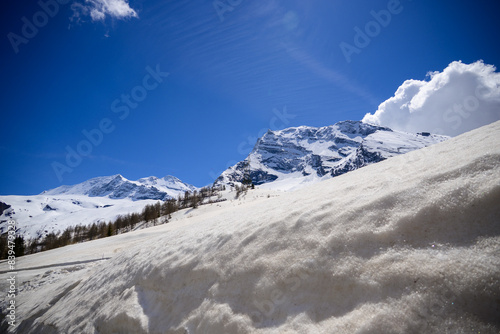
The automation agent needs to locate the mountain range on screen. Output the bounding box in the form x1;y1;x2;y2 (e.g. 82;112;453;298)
42;174;197;201
0;120;449;238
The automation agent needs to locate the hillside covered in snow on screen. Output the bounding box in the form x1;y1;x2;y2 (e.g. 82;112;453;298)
0;195;161;240
0;175;197;239
1;120;498;333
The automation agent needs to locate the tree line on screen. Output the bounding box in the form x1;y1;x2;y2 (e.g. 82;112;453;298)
0;186;227;259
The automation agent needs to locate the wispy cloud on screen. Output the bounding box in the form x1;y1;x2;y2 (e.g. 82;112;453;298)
139;1;372;119
282;44;379;106
71;0;138;22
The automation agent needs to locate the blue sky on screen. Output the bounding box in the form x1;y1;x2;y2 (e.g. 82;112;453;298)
1;0;500;195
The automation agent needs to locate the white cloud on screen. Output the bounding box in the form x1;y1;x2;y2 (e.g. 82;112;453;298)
71;0;138;22
362;60;500;136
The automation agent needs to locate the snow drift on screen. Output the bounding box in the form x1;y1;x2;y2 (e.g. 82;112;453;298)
3;121;500;333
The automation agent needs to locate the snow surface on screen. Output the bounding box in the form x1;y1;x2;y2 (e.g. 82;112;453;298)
1;121;499;333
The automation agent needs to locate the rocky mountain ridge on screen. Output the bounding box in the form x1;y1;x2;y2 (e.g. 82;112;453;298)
215;120;449;190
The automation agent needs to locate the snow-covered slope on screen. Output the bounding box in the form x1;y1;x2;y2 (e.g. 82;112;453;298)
43;174;196;201
0;195;160;239
215;120;448;190
2;120;499;333
0;175;196;239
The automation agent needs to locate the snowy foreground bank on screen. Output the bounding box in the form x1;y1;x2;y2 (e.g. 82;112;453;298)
1;121;500;333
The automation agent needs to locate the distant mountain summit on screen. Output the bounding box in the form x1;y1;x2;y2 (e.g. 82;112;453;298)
43;174;196;201
215;120;449;190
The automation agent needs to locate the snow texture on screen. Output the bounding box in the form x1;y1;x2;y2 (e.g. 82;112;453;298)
1;121;499;333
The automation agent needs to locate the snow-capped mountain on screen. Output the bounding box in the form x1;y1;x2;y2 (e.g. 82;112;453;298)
43;174;197;201
0;175;197;239
215;120;449;190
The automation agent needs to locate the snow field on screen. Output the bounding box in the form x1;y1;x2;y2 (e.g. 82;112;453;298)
1;121;500;333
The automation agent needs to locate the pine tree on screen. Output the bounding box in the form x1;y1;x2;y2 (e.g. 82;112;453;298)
106;222;114;237
191;190;199;208
14;236;25;257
